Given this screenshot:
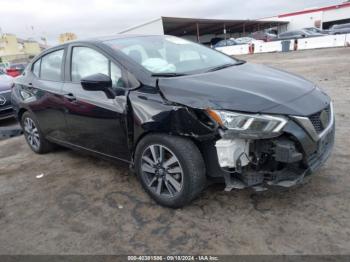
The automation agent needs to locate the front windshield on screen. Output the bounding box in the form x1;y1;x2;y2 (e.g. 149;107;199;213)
104;35;239;74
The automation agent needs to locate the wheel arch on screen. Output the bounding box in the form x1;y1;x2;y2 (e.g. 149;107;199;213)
132;131;201;162
131;130;219;179
17;108;28;123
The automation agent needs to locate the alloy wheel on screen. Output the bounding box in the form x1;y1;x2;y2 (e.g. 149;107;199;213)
141;144;184;197
23;117;40;150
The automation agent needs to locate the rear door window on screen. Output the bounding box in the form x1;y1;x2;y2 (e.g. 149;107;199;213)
40;49;64;81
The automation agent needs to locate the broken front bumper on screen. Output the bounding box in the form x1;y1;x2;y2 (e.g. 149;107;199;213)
204;118;335;192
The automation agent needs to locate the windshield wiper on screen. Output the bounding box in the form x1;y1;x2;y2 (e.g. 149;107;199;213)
151;73;187;77
207;60;246;72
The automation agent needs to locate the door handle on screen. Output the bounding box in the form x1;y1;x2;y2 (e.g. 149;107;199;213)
64;93;77;101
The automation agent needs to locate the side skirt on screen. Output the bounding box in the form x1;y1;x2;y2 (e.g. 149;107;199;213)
47;136;132;165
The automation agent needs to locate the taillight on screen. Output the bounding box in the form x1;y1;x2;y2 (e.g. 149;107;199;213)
6;69;20;77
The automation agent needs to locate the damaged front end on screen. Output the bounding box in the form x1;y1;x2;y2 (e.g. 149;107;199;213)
216;137;309;191
131;79;335;193
153;63;335;192
204;103;335;191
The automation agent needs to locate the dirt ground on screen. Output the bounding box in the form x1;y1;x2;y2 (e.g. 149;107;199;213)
0;118;21;140
0;47;349;255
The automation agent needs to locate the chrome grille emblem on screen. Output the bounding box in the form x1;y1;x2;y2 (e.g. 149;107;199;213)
0;95;6;106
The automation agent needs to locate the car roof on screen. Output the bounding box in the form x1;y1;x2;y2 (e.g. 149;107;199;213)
86;34;160;42
68;34;162;45
34;34;163;59
280;30;304;34
333;23;350;28
236;37;252;39
10;62;26;66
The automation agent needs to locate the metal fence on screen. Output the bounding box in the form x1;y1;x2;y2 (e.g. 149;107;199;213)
216;34;350;55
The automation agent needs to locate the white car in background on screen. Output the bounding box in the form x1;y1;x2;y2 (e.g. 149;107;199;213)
234;37;264;45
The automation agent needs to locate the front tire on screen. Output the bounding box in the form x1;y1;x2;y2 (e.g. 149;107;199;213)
21;111;55;154
135;134;206;208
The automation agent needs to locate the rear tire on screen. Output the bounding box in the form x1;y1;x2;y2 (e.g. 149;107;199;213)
21;111;55;154
135;134;206;208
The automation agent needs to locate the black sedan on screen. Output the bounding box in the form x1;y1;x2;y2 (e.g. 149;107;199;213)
11;35;335;207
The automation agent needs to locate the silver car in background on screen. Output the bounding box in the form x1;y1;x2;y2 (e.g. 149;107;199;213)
329;23;350;35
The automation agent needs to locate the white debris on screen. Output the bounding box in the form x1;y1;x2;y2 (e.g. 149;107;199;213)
36;173;44;179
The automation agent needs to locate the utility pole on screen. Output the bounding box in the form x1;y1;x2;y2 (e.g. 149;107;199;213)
224;23;227;40
196;23;200;43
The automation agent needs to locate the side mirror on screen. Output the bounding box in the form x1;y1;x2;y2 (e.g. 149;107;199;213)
81;73;115;99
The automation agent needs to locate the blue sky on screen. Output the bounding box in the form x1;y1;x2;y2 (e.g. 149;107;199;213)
0;0;345;44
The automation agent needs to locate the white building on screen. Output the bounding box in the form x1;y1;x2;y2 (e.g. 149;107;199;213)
119;17;286;44
118;2;350;43
260;2;350;30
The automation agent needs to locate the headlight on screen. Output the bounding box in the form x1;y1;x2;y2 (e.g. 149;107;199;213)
207;109;287;137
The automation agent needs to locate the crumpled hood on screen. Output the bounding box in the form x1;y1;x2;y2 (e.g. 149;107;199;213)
158;63;330;116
